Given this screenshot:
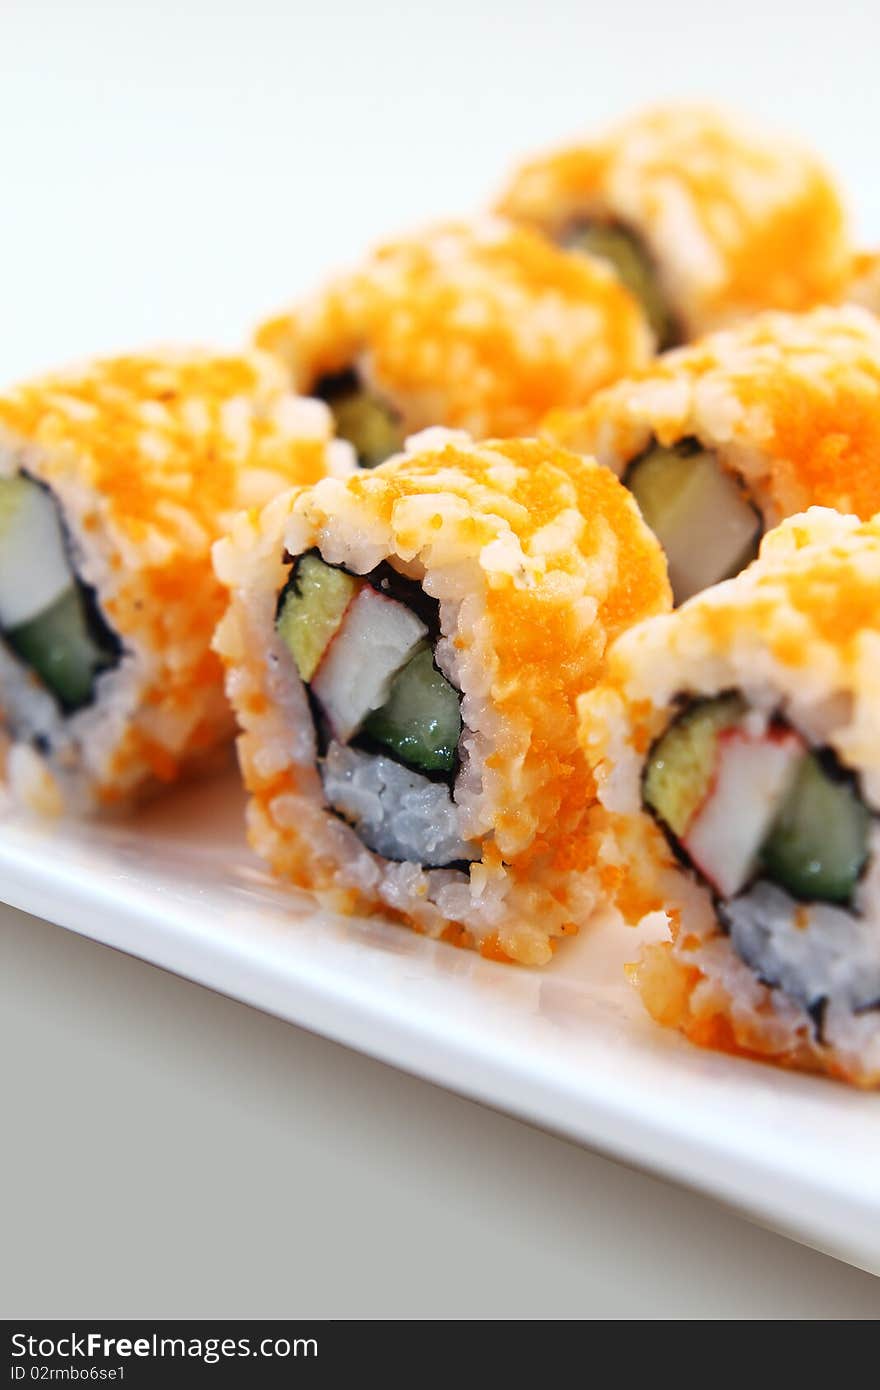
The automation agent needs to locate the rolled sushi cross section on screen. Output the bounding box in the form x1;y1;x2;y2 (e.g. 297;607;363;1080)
623;441;761;605
644;696;876;1014
275;552;467;865
580;508;880;1084
213;434;671;964
0;475;119;711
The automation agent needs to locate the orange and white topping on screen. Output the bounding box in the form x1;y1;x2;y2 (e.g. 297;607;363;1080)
255;219;652;440
545;305;880;527
0;349;351;810
497;105;851;339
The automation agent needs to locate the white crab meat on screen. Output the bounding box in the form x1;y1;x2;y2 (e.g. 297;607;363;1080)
311;584;427;742
662;460;761;605
684;727;804;898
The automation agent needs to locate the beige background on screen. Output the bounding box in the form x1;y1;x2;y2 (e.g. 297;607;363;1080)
3;902;879;1319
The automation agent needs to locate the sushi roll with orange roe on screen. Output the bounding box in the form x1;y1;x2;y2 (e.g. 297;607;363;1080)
496;104;850;347
580;509;880;1087
0;349;353;814
212;431;670;964
254;219;652;470
544;306;880;605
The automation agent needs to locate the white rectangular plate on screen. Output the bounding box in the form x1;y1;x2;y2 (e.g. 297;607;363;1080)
2;767;879;1275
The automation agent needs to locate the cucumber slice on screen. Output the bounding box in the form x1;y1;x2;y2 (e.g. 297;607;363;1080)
760;753;871;903
331;391;402;470
562;222;675;348
6;585;117;711
276;554;358;682
363;645;462;773
625;443;761;605
315;372;403;470
0;475;74;628
644;694;745;837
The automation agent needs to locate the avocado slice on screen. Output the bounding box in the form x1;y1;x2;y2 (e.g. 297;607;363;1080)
760;753;871;904
625;442;762;605
363;645;462;773
276;554;358;683
644;694;745;837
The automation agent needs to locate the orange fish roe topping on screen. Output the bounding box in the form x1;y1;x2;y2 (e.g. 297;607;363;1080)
545;305;880;530
596;510;880;736
0;349;337;545
497;104;850;338
637;940;819;1076
0;349;348;812
479;933;516;964
255;219;652;440
439;922;475;951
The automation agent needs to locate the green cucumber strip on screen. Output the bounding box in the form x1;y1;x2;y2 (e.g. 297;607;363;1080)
626;443;761;605
563;222;675;347
0;474;78;629
760;752;871;903
363;645;462;773
643;694;745;837
0;475;32;537
276;555;358;682
6;586;116;711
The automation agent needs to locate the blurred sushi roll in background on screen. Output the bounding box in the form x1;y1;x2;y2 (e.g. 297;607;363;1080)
0;349;353;814
496;104;851;347
847;249;880;315
544;306;880;604
580;508;880;1086
213;430;670;964
254;219;652;469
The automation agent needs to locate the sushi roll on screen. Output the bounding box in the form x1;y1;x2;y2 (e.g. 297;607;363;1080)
254;219;652;469
543;306;880;605
212;430;670;964
496;104;850;346
580;508;880;1086
0;349;353;814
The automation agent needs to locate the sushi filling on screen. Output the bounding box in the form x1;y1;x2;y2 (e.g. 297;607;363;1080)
0;474;119;716
644;695;880;1017
561;220;676;348
275;551;475;867
624;440;762;605
313;368;404;470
